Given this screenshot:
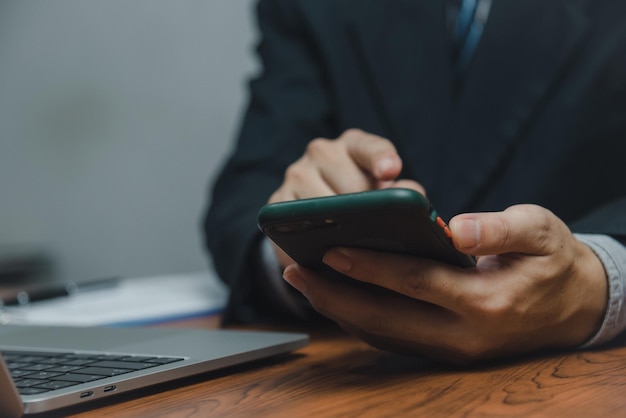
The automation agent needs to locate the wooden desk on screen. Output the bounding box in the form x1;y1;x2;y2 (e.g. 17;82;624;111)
52;317;626;418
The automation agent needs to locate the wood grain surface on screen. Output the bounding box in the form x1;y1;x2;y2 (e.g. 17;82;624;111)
40;319;626;418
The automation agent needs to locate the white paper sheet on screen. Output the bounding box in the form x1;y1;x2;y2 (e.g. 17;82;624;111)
1;271;228;327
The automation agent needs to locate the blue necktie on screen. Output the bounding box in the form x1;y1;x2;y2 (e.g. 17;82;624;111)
453;0;490;76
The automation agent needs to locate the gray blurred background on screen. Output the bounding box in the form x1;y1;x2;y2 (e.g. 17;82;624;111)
0;1;258;283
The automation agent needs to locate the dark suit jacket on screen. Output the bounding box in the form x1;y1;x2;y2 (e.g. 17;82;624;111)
205;0;626;323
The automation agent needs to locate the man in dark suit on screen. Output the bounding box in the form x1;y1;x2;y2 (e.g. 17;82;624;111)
204;0;626;363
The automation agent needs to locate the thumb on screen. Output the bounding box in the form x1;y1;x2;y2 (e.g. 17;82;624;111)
448;205;563;256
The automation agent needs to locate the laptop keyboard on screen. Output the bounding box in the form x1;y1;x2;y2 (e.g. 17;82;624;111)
1;350;185;395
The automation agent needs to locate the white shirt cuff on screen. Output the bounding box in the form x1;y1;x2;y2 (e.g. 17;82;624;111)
575;234;626;348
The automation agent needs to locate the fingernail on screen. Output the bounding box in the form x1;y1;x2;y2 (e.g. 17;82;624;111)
283;265;306;292
323;249;352;272
451;219;481;249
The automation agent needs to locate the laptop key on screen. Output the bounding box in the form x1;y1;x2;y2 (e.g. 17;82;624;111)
145;357;185;365
39;357;72;365
90;360;157;370
21;364;56;371
62;359;98;366
12;356;48;363
46;365;83;373
16;378;48;388
91;355;128;360
6;362;29;370
51;373;106;383
21;371;64;380
64;354;101;359
18;387;51;395
118;356;159;362
74;367;134;377
10;369;34;378
34;380;80;390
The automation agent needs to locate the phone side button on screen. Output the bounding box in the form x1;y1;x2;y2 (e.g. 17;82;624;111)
435;216;453;239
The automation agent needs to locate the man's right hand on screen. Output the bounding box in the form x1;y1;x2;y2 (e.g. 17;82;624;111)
268;129;424;268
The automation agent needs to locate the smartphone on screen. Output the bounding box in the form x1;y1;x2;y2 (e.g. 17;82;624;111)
257;188;476;277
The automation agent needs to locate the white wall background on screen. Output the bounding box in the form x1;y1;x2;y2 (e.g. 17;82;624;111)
0;1;258;282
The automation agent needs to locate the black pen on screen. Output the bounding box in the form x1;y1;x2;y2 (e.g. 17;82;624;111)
0;277;121;306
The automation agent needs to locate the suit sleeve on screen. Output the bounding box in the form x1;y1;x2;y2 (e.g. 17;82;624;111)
203;0;338;323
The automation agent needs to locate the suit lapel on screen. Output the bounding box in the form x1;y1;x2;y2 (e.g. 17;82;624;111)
433;0;590;214
343;0;589;216
343;0;452;190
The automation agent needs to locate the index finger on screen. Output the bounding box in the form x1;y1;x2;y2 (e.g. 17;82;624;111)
321;248;479;313
338;129;403;181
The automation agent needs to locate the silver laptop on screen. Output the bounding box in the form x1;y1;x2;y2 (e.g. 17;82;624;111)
0;324;308;417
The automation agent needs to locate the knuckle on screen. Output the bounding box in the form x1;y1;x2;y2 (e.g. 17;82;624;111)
306;137;332;155
458;290;517;326
341;128;365;139
478;297;514;321
268;190;283;204
527;206;559;253
284;161;307;182
493;216;512;250
479;285;520;316
504;204;564;254
532;207;552;233
342;128;390;151
402;269;431;298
